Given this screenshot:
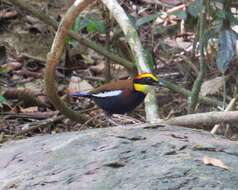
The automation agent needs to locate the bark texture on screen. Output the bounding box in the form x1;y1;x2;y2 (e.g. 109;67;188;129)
1;125;238;190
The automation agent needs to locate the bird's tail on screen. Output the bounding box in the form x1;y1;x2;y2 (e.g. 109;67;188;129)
70;92;92;98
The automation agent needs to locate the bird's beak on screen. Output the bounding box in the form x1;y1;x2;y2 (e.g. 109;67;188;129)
153;80;165;87
158;80;165;86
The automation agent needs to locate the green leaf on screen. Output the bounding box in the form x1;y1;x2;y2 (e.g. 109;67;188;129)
86;19;105;34
65;16;82;45
153;26;167;35
128;14;137;29
72;16;81;32
188;0;203;17
170;10;187;20
64;35;71;45
226;12;238;25
215;10;226;19
0;95;5;103
86;20;96;32
0;95;6;104
144;49;155;70
66;16;106;45
0;66;10;74
136;12;161;27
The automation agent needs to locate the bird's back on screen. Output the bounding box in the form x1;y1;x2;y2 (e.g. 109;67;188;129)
89;79;133;94
89;79;145;114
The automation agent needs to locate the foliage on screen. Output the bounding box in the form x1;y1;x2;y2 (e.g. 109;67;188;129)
66;14;106;45
135;12;162;28
187;0;203;17
72;15;106;34
181;0;238;73
0;95;6;108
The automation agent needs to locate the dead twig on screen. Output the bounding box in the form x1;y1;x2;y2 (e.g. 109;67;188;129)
12;68;43;78
80;114;102;130
3;88;48;107
13;107;98;137
3;111;57;120
21;52;46;63
14;115;65;137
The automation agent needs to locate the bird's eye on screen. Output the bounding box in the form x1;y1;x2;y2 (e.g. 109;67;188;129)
144;78;153;84
144;78;149;82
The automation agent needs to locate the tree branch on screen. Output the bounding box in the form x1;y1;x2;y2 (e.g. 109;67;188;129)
163;111;238;127
188;3;206;113
44;0;95;122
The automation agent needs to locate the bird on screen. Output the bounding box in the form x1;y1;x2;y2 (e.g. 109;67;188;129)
71;73;160;114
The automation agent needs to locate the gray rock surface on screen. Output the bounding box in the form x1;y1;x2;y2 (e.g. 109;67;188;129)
0;124;238;190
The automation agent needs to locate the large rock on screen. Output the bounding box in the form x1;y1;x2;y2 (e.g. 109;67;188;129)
0;125;238;190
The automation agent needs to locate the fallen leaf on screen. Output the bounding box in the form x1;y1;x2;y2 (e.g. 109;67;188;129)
163;37;192;51
200;77;223;96
68;76;93;94
90;62;105;74
20;106;38;113
203;156;230;170
0;9;17;19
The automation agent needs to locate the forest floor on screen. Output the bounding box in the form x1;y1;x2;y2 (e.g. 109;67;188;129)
0;0;237;143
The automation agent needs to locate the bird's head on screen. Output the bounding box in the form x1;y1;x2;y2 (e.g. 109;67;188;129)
133;73;160;94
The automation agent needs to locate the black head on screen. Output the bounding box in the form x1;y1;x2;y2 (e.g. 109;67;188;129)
133;73;160;94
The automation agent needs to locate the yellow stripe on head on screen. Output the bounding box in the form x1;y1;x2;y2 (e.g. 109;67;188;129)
136;73;158;81
133;73;158;94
